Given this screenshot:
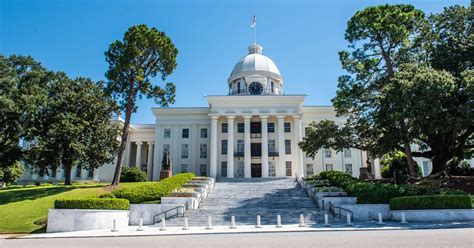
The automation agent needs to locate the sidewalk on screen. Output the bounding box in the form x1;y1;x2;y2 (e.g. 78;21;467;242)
15;221;474;239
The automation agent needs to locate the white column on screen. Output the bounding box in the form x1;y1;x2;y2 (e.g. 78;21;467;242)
56;168;63;180
243;115;251;178
227;115;235;178
93;168;99;181
135;142;143;168
210;115;218;178
261;115;269;178
277;115;286;177
293;115;304;178
147;142;154;181
374;158;382;179
81;168;88;180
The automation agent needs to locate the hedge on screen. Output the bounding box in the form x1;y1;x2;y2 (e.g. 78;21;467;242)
120;167;148;182
390;195;472;210
112;173;195;203
54;198;130;210
319;171;468;204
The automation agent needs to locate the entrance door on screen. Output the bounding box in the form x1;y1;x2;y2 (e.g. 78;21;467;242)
251;163;262;178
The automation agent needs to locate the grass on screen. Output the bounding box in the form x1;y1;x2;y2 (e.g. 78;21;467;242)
0;184;107;233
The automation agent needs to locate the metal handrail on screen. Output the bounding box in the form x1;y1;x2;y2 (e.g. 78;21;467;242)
329;201;353;220
153;201;189;224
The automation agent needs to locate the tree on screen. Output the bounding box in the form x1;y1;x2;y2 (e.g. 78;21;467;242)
0;55;49;168
301;4;426;177
105;24;178;185
386;64;473;174
25;74;119;185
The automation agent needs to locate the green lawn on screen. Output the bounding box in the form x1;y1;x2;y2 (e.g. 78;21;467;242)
0;184;108;233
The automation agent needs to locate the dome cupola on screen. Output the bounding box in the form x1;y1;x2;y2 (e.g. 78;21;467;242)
228;43;283;95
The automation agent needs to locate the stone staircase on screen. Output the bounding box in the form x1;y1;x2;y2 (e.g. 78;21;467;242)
164;177;331;227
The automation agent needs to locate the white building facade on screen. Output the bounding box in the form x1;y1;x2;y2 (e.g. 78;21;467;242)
23;43;465;183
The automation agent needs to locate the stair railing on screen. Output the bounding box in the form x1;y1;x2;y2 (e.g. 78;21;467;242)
329;201;353;220
153;201;189;224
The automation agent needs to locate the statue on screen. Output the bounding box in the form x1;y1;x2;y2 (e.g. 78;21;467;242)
160;151;172;179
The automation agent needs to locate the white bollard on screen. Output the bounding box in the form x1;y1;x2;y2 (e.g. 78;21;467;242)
346;213;353;226
160;217;167;231
323;214;330;227
401;212;408;224
206;216;213;230
182;217;189;230
111;219;118;232
256;215;262;228
229;216;237;229
299;214;306;227
137;218;144;231
276;215;282;228
377;213;384;225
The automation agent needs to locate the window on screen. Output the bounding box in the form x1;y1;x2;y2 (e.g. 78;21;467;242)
268;123;275;133
237;82;241;94
180;164;188;173
76;166;81;178
200;144;207;158
222;123;228;133
306;164;314;176
271;81;274;93
422;161;430;176
285;140;292;154
237;123;244;133
221;162;227;177
237;140;244;154
163;144;170;154
324;149;332;158
345;164;353;175
181;144;189;158
200;164;207;176
200;128;208;138
164;128;171;139
182;128;189;138
325;163;333;171
344;148;352;158
268;140;276;154
88;168;94;178
269;162;276;177
221;140;227;155
286;161;292;176
51;168;57;178
284;123;291;132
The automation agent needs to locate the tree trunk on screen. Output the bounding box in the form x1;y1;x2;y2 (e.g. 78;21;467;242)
430;155;450;175
64;162;72;185
111;98;134;186
403;142;417;177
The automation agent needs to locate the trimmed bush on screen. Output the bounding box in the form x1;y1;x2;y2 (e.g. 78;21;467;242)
98;192;116;198
390;195;472;210
314;186;344;192
120;167;147;182
113;173;195;203
54;198;130;210
346;181;403;204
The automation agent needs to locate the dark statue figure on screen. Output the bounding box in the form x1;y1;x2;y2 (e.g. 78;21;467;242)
160;151;172;179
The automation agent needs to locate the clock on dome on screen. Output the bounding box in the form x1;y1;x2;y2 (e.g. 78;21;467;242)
248;82;263;95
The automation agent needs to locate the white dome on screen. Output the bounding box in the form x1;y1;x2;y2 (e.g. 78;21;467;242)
230;44;281;78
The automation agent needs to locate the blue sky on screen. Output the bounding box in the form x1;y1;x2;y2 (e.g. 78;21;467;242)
1;0;469;124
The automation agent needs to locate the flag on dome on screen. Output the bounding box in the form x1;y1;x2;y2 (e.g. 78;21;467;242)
251;15;256;28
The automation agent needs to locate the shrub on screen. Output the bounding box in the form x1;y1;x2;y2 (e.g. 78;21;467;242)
54;198;130;210
120;167;147;182
307;179;331;187
381;151;421;180
346;182;404;204
113;173;195;203
390;195;472;210
314;186;344;192
0;161;24;184
98;192;116;198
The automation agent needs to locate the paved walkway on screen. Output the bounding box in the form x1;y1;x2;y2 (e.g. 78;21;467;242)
165;178;329;227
